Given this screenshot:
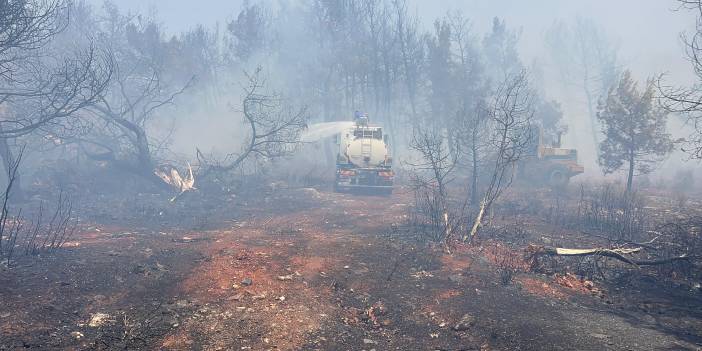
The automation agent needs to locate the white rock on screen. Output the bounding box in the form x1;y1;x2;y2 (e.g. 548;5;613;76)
88;313;112;328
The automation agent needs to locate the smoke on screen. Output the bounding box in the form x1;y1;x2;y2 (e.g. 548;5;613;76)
82;0;702;188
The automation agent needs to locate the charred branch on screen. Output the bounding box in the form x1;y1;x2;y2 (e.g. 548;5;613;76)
199;67;308;179
527;244;694;268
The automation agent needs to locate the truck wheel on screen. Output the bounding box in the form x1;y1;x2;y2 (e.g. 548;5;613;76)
548;167;570;189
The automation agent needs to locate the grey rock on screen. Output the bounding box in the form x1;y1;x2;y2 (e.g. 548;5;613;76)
454;313;475;331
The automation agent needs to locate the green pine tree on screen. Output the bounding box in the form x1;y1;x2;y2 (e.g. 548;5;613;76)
597;70;675;192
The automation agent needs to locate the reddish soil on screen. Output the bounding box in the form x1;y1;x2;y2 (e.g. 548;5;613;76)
1;186;701;350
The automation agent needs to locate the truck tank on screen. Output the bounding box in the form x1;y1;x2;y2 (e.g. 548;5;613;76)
334;113;394;194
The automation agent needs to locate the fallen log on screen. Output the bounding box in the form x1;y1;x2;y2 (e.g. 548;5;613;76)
526;245;691;267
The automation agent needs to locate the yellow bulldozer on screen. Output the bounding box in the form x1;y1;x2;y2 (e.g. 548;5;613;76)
518;130;584;188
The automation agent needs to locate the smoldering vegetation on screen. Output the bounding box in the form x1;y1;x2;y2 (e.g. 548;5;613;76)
1;0;702;350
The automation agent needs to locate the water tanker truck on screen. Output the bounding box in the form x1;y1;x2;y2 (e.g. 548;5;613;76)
334;112;394;194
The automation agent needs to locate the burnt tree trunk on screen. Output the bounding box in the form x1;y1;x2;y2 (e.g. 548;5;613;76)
91;105;165;187
471;152;479;206
626;151;635;194
0;136;23;201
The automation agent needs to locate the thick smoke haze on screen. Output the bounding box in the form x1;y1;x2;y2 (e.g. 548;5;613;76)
86;0;696;83
83;0;702;181
4;3;702;349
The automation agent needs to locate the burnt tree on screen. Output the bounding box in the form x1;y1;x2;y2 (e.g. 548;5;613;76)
198;67;308;180
659;0;702;159
467;71;535;241
0;0;112;197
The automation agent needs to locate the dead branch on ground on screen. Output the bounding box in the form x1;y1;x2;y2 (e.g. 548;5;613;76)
526;244;694;269
154;163;196;202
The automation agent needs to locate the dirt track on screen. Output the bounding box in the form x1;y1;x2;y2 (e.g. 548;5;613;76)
1;187;701;350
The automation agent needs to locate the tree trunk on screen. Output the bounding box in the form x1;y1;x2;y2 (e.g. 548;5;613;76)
582;67;600;161
471;148;478;206
465;198;486;242
626;152;634;193
470;125;479;206
0;137;23;201
135;129;153;172
322;68;335;169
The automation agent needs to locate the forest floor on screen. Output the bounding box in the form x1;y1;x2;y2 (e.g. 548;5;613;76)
1;185;701;350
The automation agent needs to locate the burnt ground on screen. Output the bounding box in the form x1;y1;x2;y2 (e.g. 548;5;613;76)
1;186;701;350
